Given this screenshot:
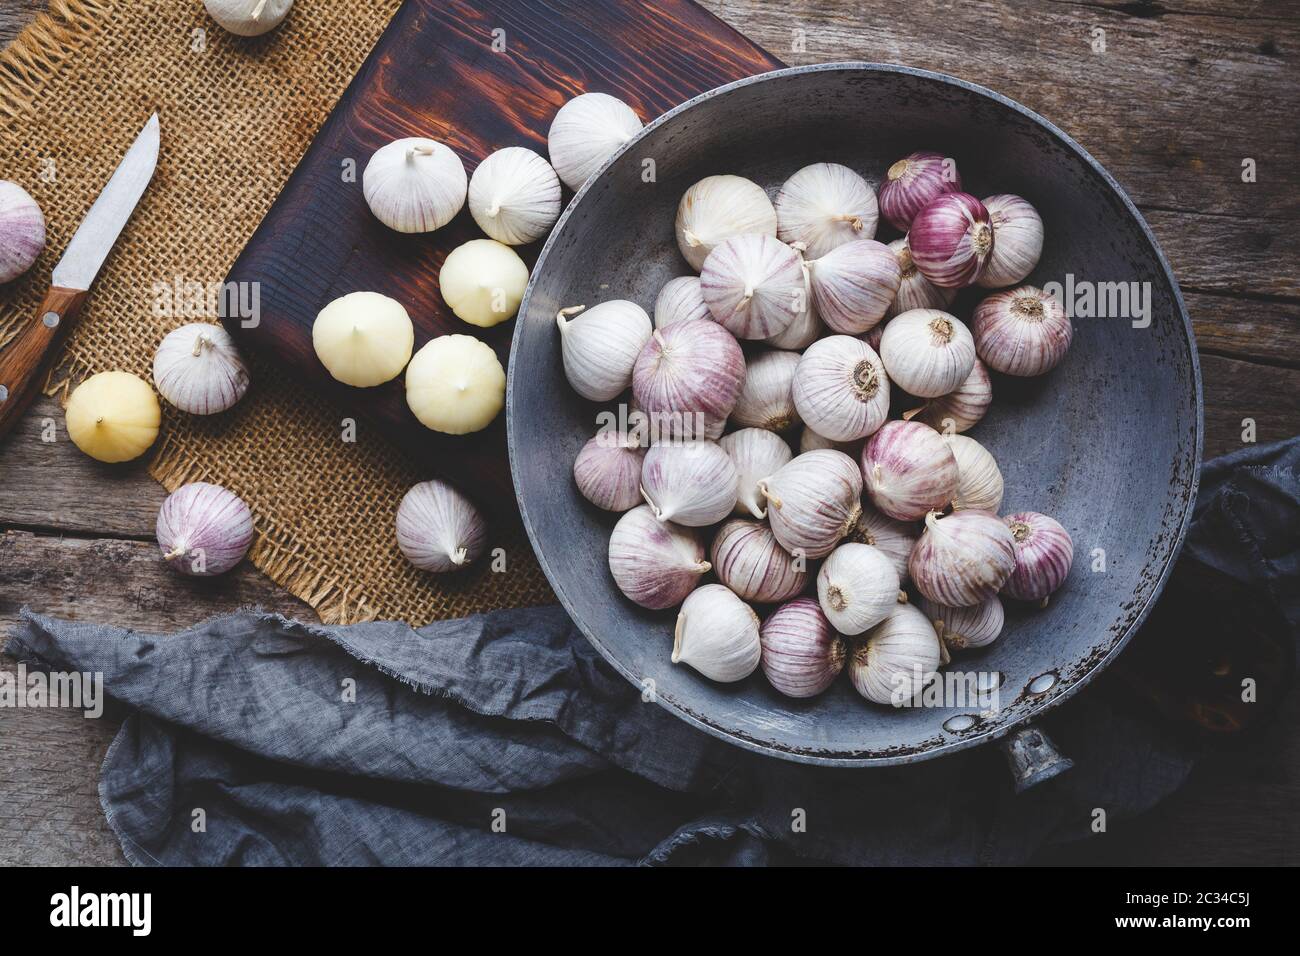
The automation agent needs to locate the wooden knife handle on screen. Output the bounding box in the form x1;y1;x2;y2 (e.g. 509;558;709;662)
0;286;89;439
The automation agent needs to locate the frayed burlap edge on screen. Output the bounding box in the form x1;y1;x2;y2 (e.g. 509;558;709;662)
0;0;110;126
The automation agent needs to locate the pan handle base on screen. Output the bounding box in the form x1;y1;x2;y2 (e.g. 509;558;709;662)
1000;725;1073;793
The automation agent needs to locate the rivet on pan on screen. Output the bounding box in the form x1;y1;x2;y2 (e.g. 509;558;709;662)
943;714;978;733
1027;672;1059;695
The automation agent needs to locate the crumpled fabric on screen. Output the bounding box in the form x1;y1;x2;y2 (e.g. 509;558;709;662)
7;438;1297;866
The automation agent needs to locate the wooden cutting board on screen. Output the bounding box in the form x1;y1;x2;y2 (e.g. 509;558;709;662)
221;0;782;521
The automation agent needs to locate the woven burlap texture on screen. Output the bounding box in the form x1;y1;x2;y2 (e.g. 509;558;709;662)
0;0;556;624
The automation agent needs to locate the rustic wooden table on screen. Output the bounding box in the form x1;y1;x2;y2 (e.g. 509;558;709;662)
1;0;1296;866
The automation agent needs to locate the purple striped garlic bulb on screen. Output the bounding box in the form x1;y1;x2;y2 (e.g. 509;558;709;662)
909;510;1016;607
806;239;900;335
640;440;738;527
760;597;846;698
758;449;863;560
861;420;959;521
845;502;919;583
972;285;1073;377
700;233;804;340
152;323;250;415
977;194;1044;289
908;192;993;288
1002;511;1074;606
156;482;254;577
919;595;1005;653
878;151;961;232
573;431;646;512
902;358;992;434
849;602;943;706
885;238;957;319
608;505;709;609
775;162;878;258
710;518;807;604
0;181;45;283
396;479;488;572
632;321;745;439
791;335;890;443
879;308;976;398
653;275;710;328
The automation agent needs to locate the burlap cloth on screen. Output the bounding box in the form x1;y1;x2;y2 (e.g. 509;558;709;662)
0;0;555;623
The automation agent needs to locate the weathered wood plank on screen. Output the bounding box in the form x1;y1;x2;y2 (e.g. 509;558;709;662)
1199;353;1300;459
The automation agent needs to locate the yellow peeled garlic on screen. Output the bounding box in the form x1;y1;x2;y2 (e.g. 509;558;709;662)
405;334;505;435
439;239;529;328
65;371;161;463
312;291;414;387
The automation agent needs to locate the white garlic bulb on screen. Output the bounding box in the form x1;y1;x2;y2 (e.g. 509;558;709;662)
675;174;777;271
203;0;292;36
312;291;414;387
919;595;1005;652
758;449;863;560
731;349;801;432
547;92;643;191
944;434;1004;513
879;308;976;398
885;238;957;320
557;300;652;402
0;181;45;283
700;234;804;340
405;334;505;434
396;479;488;573
363;138;467;233
573;431;646;512
978;194;1044;289
440;239;530;327
467;147;561;245
775;162;878;258
672;584;762;682
640;440;737;526
608;505;709;609
849;603;943;706
156;482;254;577
818;543;901;635
806;239;900;335
152;322;250;416
710;519;807;604
718;427;792;519
902;358;992;435
791;335;890;442
654;276;710;328
845;503;919;583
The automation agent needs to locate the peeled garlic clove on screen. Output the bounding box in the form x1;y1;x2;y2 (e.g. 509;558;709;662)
919;595;1005;652
313;291;414;387
845;502;918;583
1002;511;1074;604
654;275;710;328
700;234;803;340
548;92;643;191
203;0;292;36
718;427;792;519
396;479;487;573
632;321;745;438
861;420;959;521
878;151;961;232
675;174;777;271
65;371;161;463
573;431;646;512
902;358;992;434
640;440;738;527
849;602;943;706
775;162;878;258
879;308;976;398
152;322;250;415
944;433;1004;513
672;584;762;682
157;482;254;576
764;266;824;350
608;505;709;609
977;194;1044;289
758;449;863;560
405;334;505;434
972;285;1073;377
0;181;45;283
760;597;846;698
817;542;901;635
791;335;890;443
731;348;801;432
908;192;994;288
467;147;561;246
909;510;1016;608
363;137;466;233
557;300;652;401
710;518;807;604
807;239;900;335
440;238;530;327
885;237;957;320
798;425;861;457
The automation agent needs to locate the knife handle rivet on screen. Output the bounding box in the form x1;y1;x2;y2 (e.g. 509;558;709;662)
42;311;60;329
0;385;8;403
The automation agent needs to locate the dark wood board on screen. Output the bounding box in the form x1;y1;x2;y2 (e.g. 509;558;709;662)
222;0;784;520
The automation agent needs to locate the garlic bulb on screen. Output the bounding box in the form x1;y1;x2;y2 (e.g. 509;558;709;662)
64;371;161;463
557;300;652;401
654;276;710;328
774;163;878;258
467;147;561;245
673;584;762;682
711;519;807;604
908;192;993;288
547;92;643;191
675;175;777;271
396;479;488;572
156;482;254;576
700;234;804;340
203;0;292;36
909;510;1016;607
608;505;709;609
440;239;530;327
1002;511;1074;605
152;322;249;415
313;291;414;387
885;238;957;320
879;308;976;398
718;427;792;519
405;334;505;434
902;358;992;434
758;449;863;559
363;137;466;233
817;543;901;635
764;268;824;350
731;349;801;432
791;335;890;442
919;595;1005;652
972;285;1073;377
861;420;959;521
798;425;861;457
640;440;738;526
760;597;846;698
0;181;45;283
806;239;900;335
878;151;961;231
573;431;646;512
849;603;943;706
944;434;1004;513
632;321;745;438
845;503;918;583
978;194;1044;289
